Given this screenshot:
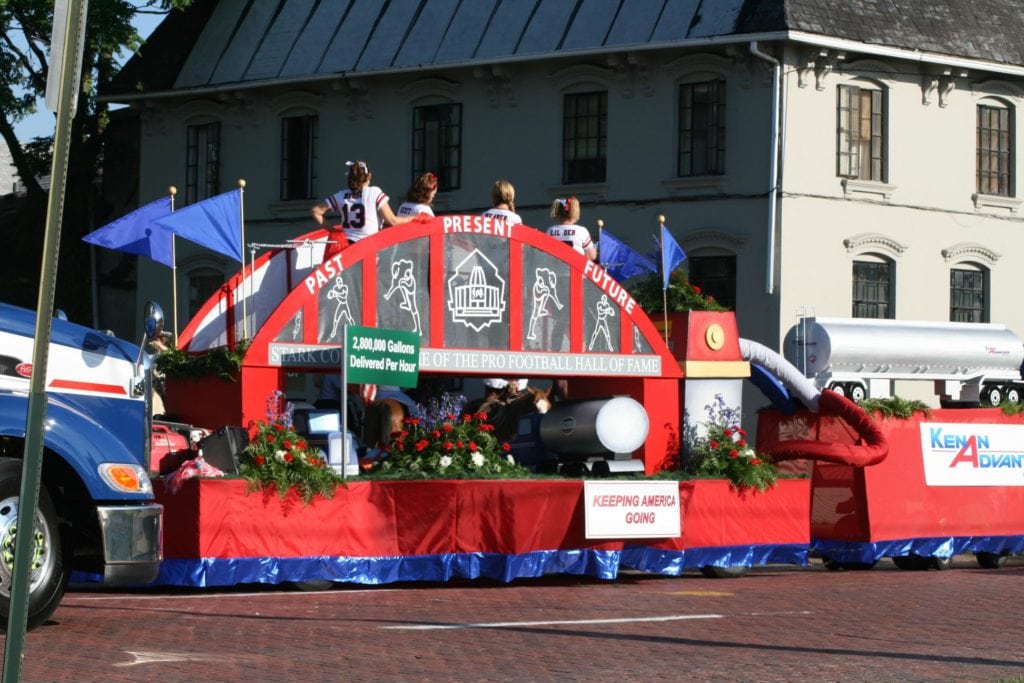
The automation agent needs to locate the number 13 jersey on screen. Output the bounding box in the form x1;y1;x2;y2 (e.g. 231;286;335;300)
325;186;388;242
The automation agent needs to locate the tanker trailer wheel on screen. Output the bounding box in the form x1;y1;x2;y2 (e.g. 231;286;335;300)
892;555;932;570
931;555;953;570
827;383;847;398
822;557;877;571
0;459;68;630
848;384;867;402
982;385;1003;407
976;551;1009;569
1006;387;1022;404
699;565;750;579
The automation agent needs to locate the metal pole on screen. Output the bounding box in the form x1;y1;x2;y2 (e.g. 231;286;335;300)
169;186;178;339
3;0;86;678
238;179;247;340
340;323;348;480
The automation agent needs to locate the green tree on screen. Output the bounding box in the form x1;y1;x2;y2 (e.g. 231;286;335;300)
0;0;189;320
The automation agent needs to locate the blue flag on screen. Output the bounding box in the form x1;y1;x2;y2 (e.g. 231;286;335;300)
599;230;656;282
153;189;243;262
82;196;174;267
661;224;686;290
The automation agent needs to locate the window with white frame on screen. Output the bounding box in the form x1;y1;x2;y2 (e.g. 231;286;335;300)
950;265;989;322
687;253;736;310
977;100;1014;197
852;256;893;318
185;121;220;205
413;103;461;191
280;114;318;201
678;79;726;177
562;91;607;184
837;84;886;181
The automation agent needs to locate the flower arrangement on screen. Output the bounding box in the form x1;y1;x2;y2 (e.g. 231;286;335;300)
238;392;342;503
370;392;530;479
682;394;777;491
628;270;727;313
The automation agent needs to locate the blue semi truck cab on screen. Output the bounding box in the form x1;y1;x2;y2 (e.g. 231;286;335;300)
0;301;163;628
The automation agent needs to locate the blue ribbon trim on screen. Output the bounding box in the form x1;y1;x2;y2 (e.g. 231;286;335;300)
69;543;807;588
812;535;1024;564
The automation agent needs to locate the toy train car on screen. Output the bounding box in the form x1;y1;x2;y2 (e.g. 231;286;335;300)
784;316;1024;406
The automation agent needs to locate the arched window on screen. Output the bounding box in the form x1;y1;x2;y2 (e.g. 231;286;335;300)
852;254;894;318
688;251;736;310
949;263;989;322
188;267;226;319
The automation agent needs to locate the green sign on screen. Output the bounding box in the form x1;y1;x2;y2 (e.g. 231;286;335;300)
345;325;420;387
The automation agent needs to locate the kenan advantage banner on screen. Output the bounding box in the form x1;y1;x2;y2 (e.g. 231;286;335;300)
921;422;1024;486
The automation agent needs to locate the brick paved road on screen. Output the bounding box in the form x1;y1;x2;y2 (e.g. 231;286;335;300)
3;555;1022;682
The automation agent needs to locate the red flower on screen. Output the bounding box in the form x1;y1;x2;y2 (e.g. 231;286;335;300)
738;428;747;437
267;435;276;444
446;413;456;421
403;417;420;425
283;440;293;449
442;424;454;433
709;440;719;449
729;449;739;458
443;441;454;451
284;453;294;462
738;439;747;447
274;423;285;432
469;441;479;451
415;439;429;452
297;440;308;451
431;430;441;439
456;441;464;449
751;458;762;466
502;443;512;452
480;424;495;432
254;455;265;466
463;414;472;422
474;412;489;421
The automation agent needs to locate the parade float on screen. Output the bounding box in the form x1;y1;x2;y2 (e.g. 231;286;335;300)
145;214;1022;587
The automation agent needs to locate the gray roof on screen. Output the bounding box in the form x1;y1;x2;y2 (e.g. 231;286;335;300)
105;0;1024;98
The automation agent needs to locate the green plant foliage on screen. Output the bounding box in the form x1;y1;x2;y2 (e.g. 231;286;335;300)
999;401;1024;416
156;340;250;381
682;395;777;492
628;269;727;313
857;396;931;419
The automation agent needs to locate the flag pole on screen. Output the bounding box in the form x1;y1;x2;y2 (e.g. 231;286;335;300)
169;185;178;340
238;178;248;341
659;214;669;344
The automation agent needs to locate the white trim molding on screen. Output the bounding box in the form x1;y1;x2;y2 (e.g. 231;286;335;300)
972;192;1022;213
941;242;1002;265
843;232;908;259
842;178;897;199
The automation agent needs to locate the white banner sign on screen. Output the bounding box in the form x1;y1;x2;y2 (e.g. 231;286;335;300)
920;422;1024;486
419;348;661;376
583;480;681;539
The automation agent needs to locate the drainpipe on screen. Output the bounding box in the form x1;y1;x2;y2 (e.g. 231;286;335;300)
749;41;781;295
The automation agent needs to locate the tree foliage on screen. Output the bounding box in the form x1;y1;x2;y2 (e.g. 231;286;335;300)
0;0;190;319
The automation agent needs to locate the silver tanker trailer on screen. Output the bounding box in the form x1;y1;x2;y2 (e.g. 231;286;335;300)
784;316;1024;406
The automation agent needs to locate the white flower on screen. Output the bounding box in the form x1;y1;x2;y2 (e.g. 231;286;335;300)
471;451;485;468
507;454;515;465
439;455;453;469
742;447;756;459
274;450;287;463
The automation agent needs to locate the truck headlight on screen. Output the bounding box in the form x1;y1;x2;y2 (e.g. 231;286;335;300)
97;464;153;495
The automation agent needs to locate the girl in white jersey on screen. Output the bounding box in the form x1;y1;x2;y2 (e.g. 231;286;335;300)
397;171;438;218
310;160;411;245
481;179;522;225
546;196;597;260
